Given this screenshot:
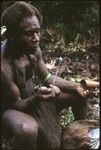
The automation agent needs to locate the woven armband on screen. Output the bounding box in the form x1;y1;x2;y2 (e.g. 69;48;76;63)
43;73;51;83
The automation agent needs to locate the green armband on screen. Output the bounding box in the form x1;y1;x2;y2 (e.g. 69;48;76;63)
43;73;51;83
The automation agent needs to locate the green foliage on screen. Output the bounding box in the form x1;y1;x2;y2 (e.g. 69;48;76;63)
1;1;99;49
59;107;74;127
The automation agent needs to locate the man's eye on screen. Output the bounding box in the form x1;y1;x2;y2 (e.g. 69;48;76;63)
24;31;33;36
36;29;41;34
24;30;40;36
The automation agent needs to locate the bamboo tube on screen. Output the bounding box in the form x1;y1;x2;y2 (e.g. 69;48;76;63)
80;79;99;89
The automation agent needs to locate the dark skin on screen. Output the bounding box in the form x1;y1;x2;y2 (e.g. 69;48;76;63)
1;15;87;149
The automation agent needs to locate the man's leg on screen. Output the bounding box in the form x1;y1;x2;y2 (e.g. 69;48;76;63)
55;91;88;120
2;109;38;149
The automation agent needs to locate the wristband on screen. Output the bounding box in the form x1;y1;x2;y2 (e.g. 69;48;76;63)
43;73;51;83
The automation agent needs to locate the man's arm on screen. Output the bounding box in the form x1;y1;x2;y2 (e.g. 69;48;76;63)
34;47;84;96
1;61;57;112
1;62;38;112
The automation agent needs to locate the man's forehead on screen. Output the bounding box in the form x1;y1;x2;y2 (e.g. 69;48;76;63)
20;15;40;29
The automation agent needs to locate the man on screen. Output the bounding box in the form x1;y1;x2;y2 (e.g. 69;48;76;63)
1;2;87;149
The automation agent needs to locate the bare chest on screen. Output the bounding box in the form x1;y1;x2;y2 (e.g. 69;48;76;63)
13;55;32;80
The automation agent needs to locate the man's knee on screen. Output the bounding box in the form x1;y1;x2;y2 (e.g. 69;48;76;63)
2;110;11;120
21;120;38;140
2;110;14;129
2;110;39;141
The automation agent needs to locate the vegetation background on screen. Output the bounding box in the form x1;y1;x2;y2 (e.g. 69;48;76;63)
1;0;100;120
1;1;100;149
1;1;99;43
1;0;100;125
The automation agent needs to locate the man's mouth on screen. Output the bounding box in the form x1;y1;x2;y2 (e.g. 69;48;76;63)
31;42;39;48
34;44;39;47
26;45;39;54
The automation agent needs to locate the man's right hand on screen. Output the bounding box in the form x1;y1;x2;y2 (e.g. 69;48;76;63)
35;86;57;101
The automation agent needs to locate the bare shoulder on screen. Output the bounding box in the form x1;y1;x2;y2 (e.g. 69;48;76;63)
1;40;12;79
1;59;13;84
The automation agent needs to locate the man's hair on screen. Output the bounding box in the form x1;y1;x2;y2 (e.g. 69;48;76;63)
1;1;42;35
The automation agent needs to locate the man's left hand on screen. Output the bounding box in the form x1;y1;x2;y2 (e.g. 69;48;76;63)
49;84;61;97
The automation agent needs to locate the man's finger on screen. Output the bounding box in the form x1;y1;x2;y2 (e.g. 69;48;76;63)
40;93;55;100
38;87;52;94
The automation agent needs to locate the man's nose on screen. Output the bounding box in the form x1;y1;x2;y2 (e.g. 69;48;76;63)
32;33;39;42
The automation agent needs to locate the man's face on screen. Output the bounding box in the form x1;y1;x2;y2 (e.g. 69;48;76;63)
19;15;41;53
